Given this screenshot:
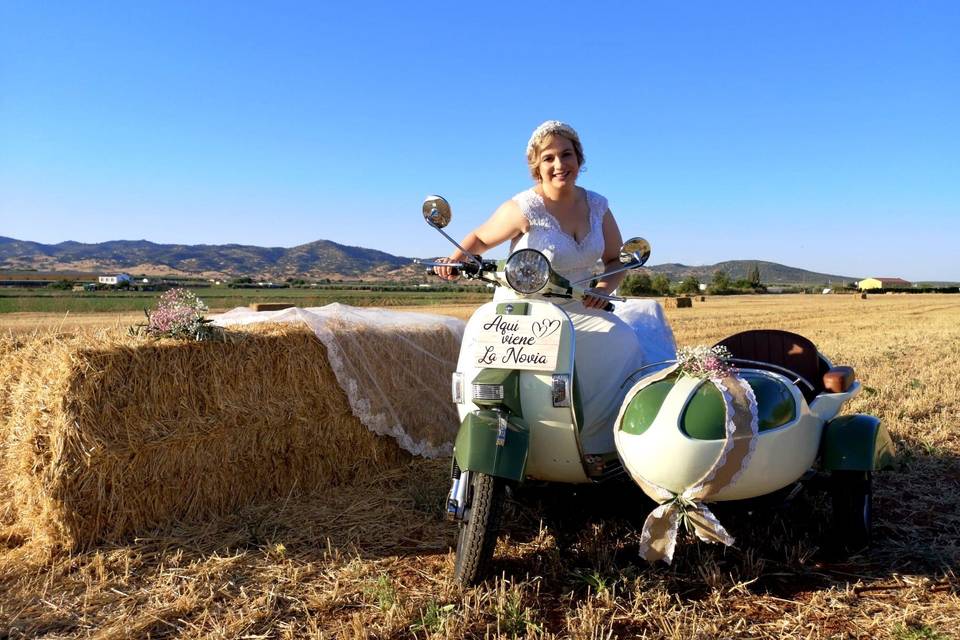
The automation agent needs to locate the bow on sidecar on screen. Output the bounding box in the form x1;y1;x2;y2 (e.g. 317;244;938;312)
615;329;896;552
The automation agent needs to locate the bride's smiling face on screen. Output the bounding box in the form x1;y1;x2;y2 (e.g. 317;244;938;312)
536;135;580;188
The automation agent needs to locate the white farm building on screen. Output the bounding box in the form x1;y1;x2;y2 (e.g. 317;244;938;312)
98;274;133;285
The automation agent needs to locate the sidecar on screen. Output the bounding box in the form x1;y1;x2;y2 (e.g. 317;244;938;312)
615;329;896;552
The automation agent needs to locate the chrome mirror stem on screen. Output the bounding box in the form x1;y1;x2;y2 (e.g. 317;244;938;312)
569;260;643;286
427;221;483;267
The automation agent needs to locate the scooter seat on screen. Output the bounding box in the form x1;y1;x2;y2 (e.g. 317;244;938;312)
714;330;829;402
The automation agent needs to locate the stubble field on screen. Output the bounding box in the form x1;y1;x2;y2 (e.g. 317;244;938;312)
1;294;958;639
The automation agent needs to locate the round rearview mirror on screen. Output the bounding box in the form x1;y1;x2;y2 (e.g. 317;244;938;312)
620;237;651;266
422;195;452;229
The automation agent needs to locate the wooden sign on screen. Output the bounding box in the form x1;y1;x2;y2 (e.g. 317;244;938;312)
473;314;562;371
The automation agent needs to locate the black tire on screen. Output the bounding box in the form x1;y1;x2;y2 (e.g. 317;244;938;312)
453;472;505;586
829;470;872;554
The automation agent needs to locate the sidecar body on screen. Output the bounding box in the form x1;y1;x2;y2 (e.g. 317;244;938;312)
616;329;895;501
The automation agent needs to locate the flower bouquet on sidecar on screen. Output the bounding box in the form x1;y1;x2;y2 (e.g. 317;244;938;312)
416;195;895;584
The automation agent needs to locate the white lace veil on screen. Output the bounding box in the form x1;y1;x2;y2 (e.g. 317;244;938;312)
213;304;464;458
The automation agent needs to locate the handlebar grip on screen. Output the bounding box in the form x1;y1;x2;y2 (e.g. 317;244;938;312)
425;265;460;277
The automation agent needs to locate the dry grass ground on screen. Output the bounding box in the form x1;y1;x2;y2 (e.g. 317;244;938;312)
2;294;959;638
0;311;145;336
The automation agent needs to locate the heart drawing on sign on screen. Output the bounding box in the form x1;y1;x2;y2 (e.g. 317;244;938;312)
532;319;561;338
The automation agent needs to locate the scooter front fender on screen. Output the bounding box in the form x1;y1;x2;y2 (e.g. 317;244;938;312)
454;410;529;482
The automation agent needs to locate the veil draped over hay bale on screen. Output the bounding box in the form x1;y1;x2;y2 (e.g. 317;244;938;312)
213;303;464;458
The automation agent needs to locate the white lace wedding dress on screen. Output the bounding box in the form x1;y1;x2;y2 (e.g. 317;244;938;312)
496;187;677;454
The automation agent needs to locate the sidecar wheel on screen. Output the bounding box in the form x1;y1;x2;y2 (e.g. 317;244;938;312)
453;472;505;586
829;470;872;554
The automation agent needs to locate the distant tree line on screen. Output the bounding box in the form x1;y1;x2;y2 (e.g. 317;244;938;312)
618;272;674;296
704;264;766;295
44;279;176;292
866;287;960;294
620;269;960;297
619;263;805;296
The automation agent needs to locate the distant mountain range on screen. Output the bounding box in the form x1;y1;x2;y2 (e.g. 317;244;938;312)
645;260;857;286
0;236;410;280
0;235;863;285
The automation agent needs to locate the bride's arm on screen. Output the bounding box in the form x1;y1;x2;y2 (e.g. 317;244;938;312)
583;209;626;308
434;200;527;280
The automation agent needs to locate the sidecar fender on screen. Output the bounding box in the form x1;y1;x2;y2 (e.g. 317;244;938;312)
454;410;529;481
819;414;896;471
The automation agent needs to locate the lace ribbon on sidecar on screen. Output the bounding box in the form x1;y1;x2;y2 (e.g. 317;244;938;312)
616;364;761;564
213;304;464;458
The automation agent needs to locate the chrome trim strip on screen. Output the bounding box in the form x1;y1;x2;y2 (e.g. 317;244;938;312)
621;359;679;389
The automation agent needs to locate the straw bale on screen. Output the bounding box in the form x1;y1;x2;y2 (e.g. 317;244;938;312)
663;297;693;308
250;302;295;311
0;323;428;551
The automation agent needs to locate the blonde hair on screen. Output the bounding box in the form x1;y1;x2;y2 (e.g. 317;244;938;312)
525;120;585;181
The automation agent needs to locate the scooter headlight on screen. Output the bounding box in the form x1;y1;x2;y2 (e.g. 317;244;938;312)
504;249;550;294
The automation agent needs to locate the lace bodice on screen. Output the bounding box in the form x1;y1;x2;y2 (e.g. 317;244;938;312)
508;188;608;285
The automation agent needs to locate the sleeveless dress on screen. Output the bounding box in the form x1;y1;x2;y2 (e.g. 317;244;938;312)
494;188;677;454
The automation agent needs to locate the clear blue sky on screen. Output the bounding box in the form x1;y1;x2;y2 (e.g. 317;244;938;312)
2;1;958;280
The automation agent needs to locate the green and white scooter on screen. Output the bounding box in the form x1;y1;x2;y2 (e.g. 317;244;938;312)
416;195;653;585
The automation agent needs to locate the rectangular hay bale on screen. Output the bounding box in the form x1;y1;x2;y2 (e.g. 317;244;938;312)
663;297;693;308
250;302;296;311
0;322;456;551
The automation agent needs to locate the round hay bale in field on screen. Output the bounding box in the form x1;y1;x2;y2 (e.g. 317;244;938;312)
0;322;455;551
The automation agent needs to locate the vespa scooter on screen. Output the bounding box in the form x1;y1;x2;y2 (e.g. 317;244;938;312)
416;195;653;585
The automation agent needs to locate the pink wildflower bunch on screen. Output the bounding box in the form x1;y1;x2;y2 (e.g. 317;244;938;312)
142;288;217;340
676;344;735;380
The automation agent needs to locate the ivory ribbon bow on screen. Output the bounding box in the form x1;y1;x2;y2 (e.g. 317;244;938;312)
628;366;760;564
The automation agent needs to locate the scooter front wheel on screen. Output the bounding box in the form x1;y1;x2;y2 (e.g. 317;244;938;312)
453;472;505;586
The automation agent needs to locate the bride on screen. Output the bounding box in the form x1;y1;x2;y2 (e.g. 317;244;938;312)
435;120;676;456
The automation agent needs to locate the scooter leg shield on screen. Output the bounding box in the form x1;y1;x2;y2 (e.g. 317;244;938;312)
454;411;529;482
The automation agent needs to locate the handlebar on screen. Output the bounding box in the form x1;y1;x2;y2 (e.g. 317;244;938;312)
414;258;492;279
570;284;623;312
414;259;618;311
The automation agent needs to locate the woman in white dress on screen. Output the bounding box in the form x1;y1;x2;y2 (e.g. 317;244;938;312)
435;120;676;455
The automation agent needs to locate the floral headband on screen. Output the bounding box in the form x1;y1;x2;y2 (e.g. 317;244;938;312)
526;120;581;157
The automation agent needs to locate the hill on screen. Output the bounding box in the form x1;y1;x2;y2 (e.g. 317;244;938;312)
0;236;411;280
645;260;858;287
0;236;861;285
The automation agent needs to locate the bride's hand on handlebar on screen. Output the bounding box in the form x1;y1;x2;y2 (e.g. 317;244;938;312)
583;288;610;310
433;257;460;281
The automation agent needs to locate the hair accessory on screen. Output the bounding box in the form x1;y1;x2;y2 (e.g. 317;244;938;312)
526;120;580;156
